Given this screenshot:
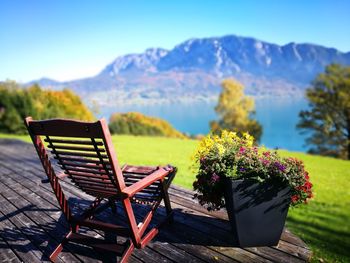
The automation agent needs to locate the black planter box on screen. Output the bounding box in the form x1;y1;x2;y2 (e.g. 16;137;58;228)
224;178;291;247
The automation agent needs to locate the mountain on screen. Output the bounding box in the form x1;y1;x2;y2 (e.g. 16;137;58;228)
29;35;350;106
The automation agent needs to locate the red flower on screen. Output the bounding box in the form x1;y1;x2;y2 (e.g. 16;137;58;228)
304;181;312;190
304;172;309;180
291;195;299;203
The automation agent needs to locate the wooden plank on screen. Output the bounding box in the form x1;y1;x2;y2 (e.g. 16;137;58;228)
149;241;205;263
0;234;22;263
0;177;106;262
276;240;311;261
0;205;47;263
0;193;66;263
0;182;84;262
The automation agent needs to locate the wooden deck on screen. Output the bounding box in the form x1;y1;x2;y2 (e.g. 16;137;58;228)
0;139;312;262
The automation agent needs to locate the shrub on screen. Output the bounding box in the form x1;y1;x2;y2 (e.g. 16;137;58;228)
109;112;186;139
0;81;94;134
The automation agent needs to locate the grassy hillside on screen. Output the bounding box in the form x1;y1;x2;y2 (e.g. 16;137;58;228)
0;133;349;262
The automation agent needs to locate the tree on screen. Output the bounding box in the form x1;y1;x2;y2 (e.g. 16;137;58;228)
0;81;36;134
297;64;350;159
211;79;262;142
0;81;95;134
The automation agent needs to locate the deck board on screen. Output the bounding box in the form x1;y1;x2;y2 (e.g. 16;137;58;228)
0;139;312;262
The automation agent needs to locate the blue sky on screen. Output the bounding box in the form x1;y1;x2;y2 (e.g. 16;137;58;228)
1;0;349;82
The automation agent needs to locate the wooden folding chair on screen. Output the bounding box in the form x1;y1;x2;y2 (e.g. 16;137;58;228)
25;117;177;262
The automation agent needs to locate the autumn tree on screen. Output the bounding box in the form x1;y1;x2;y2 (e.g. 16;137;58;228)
0;81;94;134
297;64;350;159
211;79;262;142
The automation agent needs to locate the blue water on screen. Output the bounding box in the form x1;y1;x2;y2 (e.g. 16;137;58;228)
98;97;309;152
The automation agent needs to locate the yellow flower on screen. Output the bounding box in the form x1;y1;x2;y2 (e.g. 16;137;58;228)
217;144;226;156
243;132;254;146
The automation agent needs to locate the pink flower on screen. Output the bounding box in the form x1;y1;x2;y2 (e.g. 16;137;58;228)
239;147;245;153
262;159;269;166
211;173;220;183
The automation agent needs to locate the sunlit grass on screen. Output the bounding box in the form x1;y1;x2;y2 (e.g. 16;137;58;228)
1;133;349;262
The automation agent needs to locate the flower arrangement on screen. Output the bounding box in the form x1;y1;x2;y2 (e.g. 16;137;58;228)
192;130;313;210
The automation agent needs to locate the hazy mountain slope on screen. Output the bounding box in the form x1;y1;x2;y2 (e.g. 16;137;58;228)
29;35;350;106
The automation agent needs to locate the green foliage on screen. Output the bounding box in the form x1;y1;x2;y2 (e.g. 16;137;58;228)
211;79;262;142
108;112;186;138
0;81;94;134
0;81;37;133
298;64;350;159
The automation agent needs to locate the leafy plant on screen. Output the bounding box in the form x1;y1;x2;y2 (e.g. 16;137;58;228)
192;130;313;210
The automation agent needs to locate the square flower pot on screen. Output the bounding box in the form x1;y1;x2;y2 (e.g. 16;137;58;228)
224;178;291;247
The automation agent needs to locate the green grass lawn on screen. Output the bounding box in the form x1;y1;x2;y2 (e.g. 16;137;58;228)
1;133;349;262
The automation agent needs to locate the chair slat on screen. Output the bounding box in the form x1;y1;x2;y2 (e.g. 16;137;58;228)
84;190;116;198
71;178;115;187
55;156;110;165
67;171;111;180
45;138;103;145
58;161;111;171
123;165;157;175
65;167;109;175
52;150;108;159
48;144;105;152
74;182;117;192
123;173;150;179
78;186;118;195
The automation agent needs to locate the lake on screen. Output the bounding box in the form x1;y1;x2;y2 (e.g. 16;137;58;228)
98;97;309;152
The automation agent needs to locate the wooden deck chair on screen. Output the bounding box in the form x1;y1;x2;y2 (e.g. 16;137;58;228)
24;117;177;262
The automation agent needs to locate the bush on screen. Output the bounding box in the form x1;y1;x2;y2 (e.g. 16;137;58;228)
109;112;186;139
0;81;94;134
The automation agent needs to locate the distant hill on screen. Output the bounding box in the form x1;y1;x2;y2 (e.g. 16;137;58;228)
28;34;350;106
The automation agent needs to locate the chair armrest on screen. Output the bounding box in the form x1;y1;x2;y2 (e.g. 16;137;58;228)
122;167;170;197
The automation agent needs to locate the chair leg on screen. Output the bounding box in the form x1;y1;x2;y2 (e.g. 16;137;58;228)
161;182;173;223
50;230;72;262
120;239;135;263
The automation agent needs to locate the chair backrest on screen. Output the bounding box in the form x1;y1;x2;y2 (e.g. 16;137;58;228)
25;117;126;198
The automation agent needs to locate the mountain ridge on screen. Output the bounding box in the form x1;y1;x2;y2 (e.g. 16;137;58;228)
28;34;350;106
